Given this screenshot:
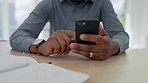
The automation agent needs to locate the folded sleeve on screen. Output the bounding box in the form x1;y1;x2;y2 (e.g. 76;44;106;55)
100;0;129;54
10;0;53;52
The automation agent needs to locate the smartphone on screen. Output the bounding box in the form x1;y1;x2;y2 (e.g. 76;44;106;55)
75;19;100;45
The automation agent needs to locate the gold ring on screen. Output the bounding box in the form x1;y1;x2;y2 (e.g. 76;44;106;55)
89;52;93;58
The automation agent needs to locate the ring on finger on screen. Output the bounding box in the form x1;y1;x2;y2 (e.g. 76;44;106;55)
89;52;94;58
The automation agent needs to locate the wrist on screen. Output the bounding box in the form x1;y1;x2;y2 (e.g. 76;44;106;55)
111;40;120;56
29;39;45;54
29;45;40;54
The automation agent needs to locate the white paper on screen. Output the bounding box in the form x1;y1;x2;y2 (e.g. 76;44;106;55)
0;55;38;73
0;55;89;83
0;63;89;83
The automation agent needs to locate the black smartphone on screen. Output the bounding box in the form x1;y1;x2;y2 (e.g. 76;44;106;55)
75;19;100;45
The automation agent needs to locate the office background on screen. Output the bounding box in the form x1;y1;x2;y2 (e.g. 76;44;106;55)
0;0;147;49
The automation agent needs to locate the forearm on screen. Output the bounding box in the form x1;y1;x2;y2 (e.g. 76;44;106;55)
10;13;48;52
10;30;35;52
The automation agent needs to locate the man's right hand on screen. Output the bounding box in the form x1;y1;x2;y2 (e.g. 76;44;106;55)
38;30;75;56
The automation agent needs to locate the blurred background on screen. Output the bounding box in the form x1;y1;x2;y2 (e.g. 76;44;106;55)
0;0;148;49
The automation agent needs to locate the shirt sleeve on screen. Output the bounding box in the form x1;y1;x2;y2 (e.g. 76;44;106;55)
100;0;129;54
9;0;53;52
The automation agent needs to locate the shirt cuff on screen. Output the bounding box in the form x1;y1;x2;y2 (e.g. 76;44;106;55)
20;38;35;53
112;39;125;54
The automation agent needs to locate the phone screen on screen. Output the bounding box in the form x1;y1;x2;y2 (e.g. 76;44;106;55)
75;19;100;44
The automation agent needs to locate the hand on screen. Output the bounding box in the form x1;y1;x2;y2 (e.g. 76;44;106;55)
38;30;75;56
70;25;119;61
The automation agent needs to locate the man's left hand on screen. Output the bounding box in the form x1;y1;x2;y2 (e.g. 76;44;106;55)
70;25;120;61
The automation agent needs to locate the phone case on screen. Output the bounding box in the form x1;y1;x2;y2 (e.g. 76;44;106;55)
75;19;100;45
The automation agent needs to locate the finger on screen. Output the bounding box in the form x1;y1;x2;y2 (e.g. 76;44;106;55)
64;30;75;38
70;43;100;53
99;24;108;36
99;24;103;34
70;49;90;59
47;37;61;54
80;34;105;44
60;30;72;54
71;49;109;61
54;30;74;54
43;47;54;56
45;46;54;56
70;42;110;52
64;44;70;55
38;42;54;56
70;49;104;60
56;37;67;55
53;31;68;55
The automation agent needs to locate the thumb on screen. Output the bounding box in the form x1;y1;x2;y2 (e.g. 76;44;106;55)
99;24;108;36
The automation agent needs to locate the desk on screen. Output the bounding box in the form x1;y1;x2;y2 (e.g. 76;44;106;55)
1;41;148;83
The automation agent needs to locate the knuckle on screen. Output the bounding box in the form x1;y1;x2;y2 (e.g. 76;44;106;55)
61;40;67;45
42;51;50;56
48;37;55;44
42;53;49;56
61;29;65;31
53;33;58;37
55;45;60;49
53;31;57;35
97;36;101;41
57;30;64;34
99;53;109;60
49;36;55;41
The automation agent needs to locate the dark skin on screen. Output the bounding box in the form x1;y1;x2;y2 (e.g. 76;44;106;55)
37;30;75;56
29;0;120;60
70;25;119;60
30;24;119;61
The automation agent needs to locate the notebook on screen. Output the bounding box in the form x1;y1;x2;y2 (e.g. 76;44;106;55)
0;55;90;83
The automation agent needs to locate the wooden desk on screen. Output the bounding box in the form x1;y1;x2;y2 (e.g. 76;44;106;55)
1;41;148;83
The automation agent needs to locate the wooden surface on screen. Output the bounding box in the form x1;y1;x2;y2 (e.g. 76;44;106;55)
1;41;148;83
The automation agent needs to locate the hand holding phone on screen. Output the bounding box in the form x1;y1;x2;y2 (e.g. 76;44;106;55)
75;19;100;45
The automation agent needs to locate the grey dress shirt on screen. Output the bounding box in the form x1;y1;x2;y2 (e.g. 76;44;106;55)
10;0;129;54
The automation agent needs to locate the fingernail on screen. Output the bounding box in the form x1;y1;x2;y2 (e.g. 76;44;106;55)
70;43;76;49
80;34;86;39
